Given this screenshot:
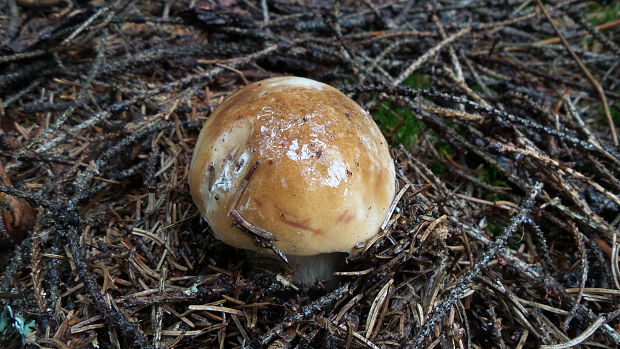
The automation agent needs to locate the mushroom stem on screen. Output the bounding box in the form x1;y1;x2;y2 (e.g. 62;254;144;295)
289;253;345;289
244;251;346;289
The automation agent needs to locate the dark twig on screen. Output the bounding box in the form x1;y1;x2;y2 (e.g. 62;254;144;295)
66;231;154;349
563;222;589;331
254;284;350;347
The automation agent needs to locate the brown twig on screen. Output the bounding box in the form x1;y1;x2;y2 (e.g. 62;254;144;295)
230;209;288;264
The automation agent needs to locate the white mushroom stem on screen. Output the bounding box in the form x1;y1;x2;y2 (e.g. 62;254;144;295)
289;253;345;288
245;250;346;289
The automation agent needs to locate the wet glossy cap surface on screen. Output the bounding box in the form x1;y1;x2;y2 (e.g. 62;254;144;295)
189;76;396;256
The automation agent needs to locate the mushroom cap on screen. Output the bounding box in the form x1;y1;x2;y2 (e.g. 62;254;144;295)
189;76;395;256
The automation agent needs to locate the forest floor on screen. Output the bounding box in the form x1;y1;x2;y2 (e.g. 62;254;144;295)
0;1;619;348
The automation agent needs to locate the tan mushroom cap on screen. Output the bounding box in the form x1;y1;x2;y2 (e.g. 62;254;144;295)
189;76;395;256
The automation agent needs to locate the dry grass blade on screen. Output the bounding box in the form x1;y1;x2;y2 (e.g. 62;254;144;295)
540;316;607;349
365;278;393;339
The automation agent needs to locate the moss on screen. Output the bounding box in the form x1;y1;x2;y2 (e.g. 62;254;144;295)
404;73;430;90
611;90;620;125
0;194;10;211
480;165;509;188
429;142;456;176
372;101;423;147
586;3;620;26
429;158;447;176
611;105;620;124
595;92;620;127
472;84;497;96
480;165;510;201
486;223;502;237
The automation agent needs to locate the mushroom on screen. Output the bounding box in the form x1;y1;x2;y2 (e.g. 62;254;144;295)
189;76;395;287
